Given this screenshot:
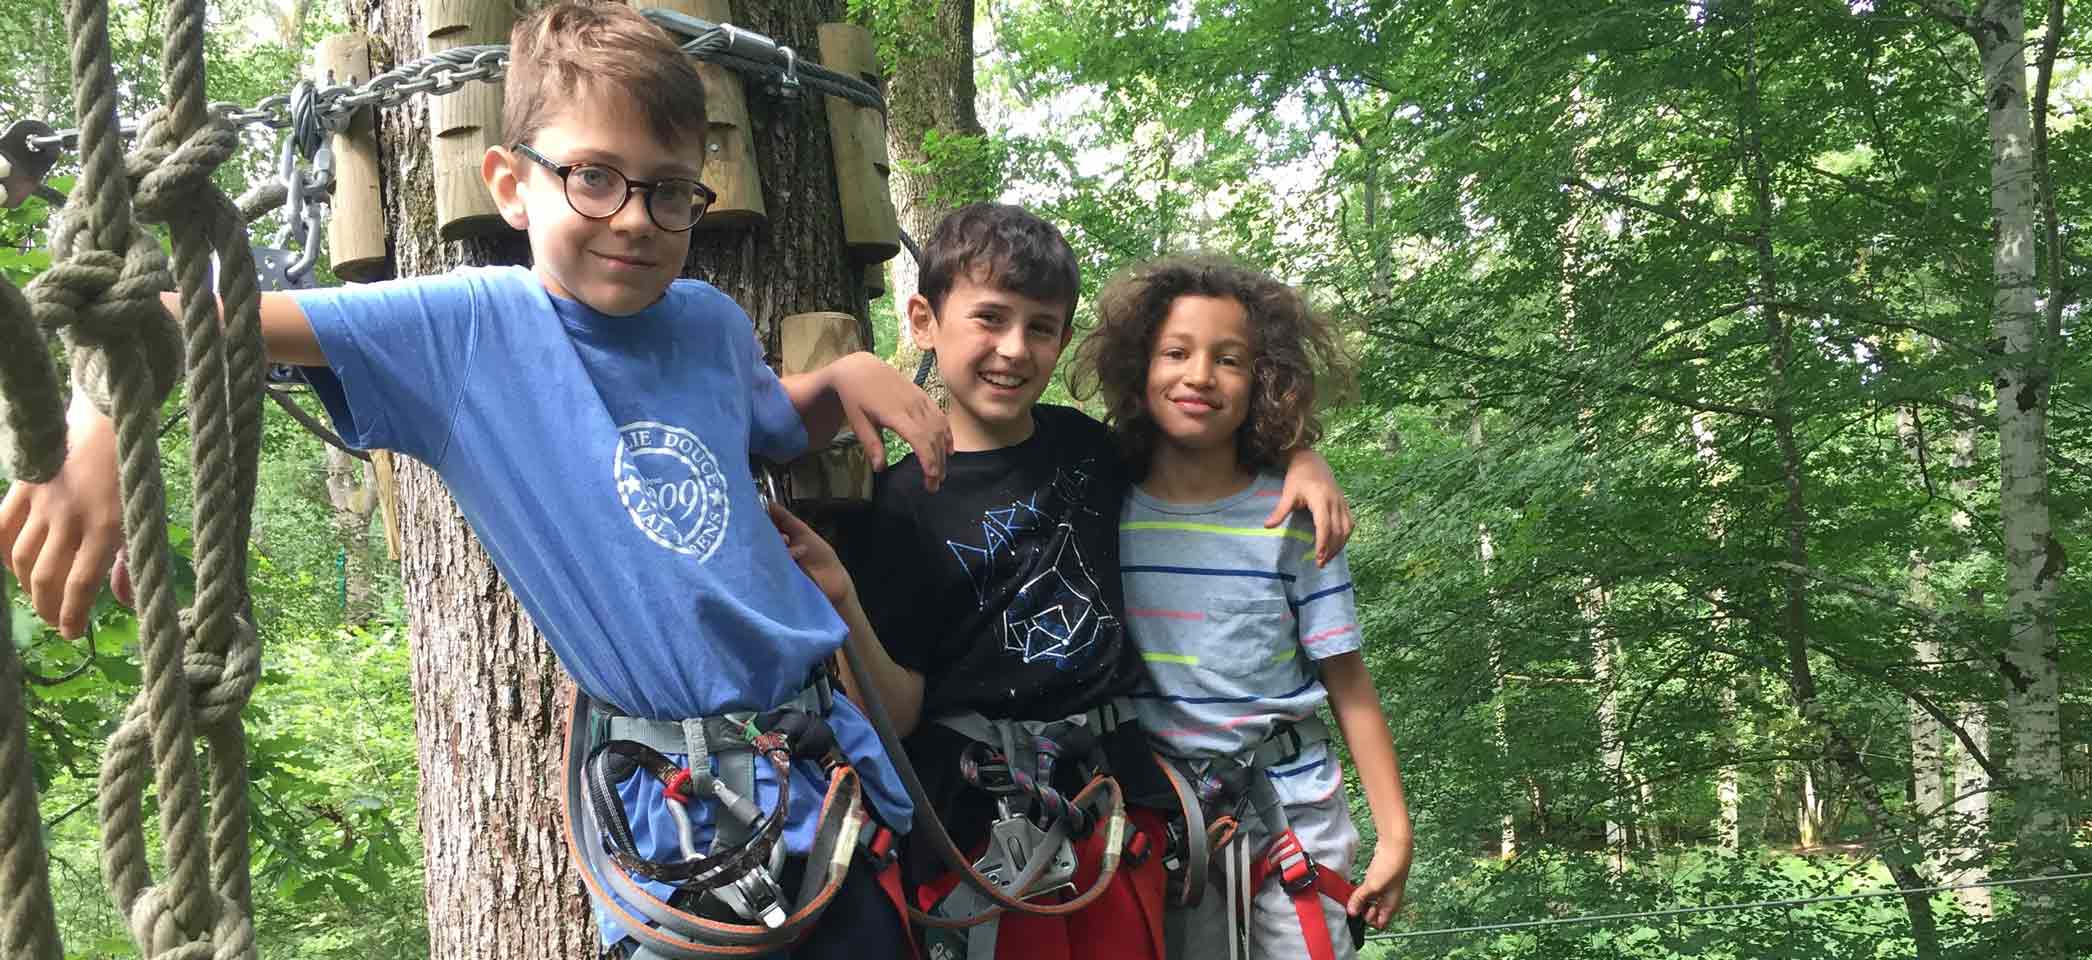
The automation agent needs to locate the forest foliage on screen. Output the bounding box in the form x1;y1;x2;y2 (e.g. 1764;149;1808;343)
2;0;2086;957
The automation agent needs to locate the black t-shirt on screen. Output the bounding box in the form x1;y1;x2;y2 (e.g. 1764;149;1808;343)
838;404;1146;866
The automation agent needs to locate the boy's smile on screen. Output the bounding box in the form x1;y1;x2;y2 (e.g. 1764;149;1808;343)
486;94;704;317
910;272;1074;451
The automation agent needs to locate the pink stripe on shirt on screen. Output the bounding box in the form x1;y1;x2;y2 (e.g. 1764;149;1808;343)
1129;608;1206;621
1303;624;1357;647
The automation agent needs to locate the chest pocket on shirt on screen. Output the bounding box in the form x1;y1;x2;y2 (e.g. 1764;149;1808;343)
1201;595;1298;680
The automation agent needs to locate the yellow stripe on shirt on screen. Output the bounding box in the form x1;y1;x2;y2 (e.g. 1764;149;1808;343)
1142;652;1201;666
1121;520;1314;545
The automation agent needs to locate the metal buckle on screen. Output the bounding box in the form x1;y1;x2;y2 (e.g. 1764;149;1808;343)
1275;846;1316;896
974;807;1077;899
711;866;789;929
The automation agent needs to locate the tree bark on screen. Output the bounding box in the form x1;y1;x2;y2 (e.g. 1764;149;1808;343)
323;445;378;623
1466;407;1518;861
359;1;865;956
1967;0;2065;879
879;0;981;405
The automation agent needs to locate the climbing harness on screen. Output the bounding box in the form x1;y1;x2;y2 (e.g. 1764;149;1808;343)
903;707;1138;957
563;667;878;958
1151;717;1363;960
835;621;1136;945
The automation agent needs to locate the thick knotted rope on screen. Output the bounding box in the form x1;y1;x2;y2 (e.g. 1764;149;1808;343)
0;0;268;954
1;578;65;960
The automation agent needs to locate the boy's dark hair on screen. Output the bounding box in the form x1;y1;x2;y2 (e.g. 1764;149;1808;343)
918;203;1081;324
1072;254;1351;477
504;1;708;153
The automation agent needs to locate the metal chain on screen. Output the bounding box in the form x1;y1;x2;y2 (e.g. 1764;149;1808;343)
21;10;888;158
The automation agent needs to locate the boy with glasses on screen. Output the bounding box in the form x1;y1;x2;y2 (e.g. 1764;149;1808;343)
0;3;940;957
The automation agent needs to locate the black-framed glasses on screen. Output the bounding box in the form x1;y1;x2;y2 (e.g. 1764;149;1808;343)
513;143;716;232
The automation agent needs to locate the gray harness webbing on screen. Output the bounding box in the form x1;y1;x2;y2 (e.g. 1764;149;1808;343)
921;700;1135;960
1159;716;1331;960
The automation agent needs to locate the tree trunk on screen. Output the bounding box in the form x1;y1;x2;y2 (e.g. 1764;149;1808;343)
360;0;864;956
880;0;981;404
1796;767;1824;849
1732;3;1939;952
1588;581;1629;871
323;445;378;623
1467;408;1517;861
1968;0;2065;881
1691;414;1741;854
1897;408;1950;869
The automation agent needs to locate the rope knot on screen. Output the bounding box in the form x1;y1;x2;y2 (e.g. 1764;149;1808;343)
27;231;184;411
123;886;219;960
178;609;259;727
129;109;239;228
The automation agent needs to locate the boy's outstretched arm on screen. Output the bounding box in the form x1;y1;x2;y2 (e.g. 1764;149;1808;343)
1269;449;1356;567
780;352;951;493
767;503;925;736
0;292;322;637
1322;650;1414;929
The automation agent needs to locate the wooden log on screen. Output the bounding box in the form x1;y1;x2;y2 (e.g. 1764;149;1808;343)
372;450;402;561
315;34;388;282
425;0;510;241
816;23;899;264
778;311;872;507
649;0;764;229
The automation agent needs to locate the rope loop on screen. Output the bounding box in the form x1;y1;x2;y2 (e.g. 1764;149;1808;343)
123;886;227;960
0;273;68;482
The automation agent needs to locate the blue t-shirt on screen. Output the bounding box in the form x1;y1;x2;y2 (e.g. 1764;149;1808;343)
292;265;911;940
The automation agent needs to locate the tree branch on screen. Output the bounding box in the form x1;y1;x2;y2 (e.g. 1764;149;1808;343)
1802;625;2007;785
1915;0;1981;37
1563;177;1756;247
1367;327;1773;420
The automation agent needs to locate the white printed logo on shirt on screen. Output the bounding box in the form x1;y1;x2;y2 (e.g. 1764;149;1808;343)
614;420;730;560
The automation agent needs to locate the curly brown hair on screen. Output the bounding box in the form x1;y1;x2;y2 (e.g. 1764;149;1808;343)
1071;254;1351;478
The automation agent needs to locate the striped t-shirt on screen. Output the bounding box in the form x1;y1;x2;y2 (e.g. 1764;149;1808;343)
1120;475;1361;805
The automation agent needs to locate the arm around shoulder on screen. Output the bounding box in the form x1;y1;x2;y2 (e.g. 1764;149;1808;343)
1270;448;1355;566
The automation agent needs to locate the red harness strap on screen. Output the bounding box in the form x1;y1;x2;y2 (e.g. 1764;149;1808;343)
863;824;921;960
1248;830;1355;960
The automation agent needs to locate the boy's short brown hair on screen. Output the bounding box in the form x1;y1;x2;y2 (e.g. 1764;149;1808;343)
1072;254;1352;477
504;1;708;152
918;203;1081;325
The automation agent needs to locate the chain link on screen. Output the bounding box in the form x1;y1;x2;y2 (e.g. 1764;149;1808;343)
21;11;886;157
